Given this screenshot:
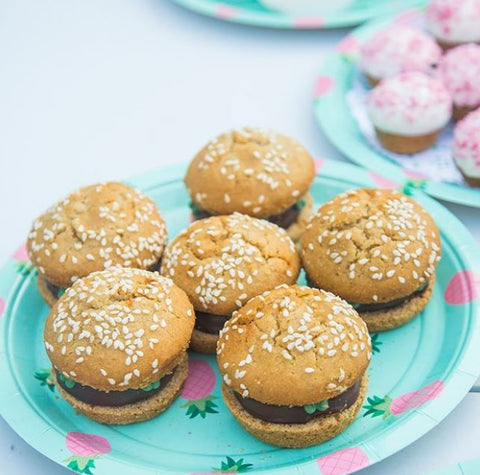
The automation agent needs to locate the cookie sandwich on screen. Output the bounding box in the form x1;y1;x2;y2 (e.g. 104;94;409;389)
367;72;452;154
300;189;441;332
217;285;371;448
161;213;300;353
184;127;315;242
27;182;167;306
44;267;194;424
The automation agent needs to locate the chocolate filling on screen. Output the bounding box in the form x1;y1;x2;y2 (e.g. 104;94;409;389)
190;199;305;230
234;379;361;424
195;311;230;335
351;281;429;312
306;277;429;313
55;369;174;407
45;279;65;299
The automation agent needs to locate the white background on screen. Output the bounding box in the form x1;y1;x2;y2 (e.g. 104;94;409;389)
0;1;479;473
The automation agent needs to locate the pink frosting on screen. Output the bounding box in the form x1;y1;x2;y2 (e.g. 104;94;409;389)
360;26;442;80
453;108;480;177
439;43;480;107
367;72;452;135
427;0;480;43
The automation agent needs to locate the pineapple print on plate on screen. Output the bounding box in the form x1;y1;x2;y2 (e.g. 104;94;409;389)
192;456;253;475
316;447;369;475
64;432;111;474
180;359;218;418
370;334;382;355
363;380;444;419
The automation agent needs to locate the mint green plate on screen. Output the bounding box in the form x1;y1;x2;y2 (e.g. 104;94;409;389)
430;459;480;475
1;160;479;475
170;0;427;29
313;8;480;208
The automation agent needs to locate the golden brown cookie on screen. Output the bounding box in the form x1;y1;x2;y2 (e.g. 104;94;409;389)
161;213;300;354
27;182;167;303
217;285;371;447
300;189;441;331
189;329;218;354
286;193;313;242
44;267;194;424
184;127;315;239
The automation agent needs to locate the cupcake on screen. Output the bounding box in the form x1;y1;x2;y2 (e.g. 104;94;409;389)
453;109;480;186
367;72;452;154
360;26;442;86
27;182;167;307
438;44;480;120
217;285;371;448
161;213;300;354
184;127;315;242
426;0;480;49
300;189;441;332
44;267;194;424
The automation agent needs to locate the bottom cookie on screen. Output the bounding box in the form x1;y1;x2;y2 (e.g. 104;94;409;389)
190;328;218;354
287;193;313;243
54;352;188;425
360;277;435;332
37;276;59;307
222;375;368;448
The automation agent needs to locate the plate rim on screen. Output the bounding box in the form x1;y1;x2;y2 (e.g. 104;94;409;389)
313;7;480;208
0;159;479;475
170;0;428;29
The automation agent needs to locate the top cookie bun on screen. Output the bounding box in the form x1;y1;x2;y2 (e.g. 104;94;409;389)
184;127;315;218
217;285;371;406
300;189;441;304
44;267;194;392
160;213;300;316
27;182;167;287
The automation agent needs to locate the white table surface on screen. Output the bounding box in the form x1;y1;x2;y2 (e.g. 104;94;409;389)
0;1;479;473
